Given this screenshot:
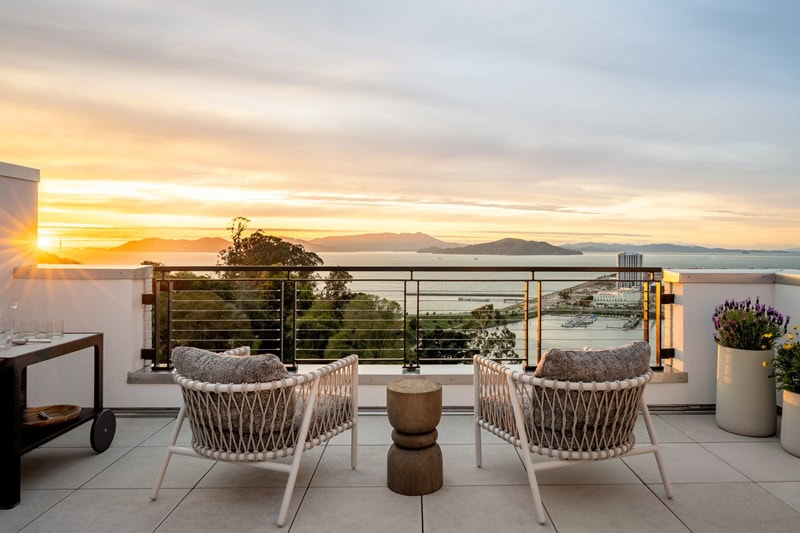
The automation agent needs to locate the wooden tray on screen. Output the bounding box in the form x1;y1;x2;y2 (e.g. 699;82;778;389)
22;405;81;428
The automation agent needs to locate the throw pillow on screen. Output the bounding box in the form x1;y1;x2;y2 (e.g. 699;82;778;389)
534;340;651;382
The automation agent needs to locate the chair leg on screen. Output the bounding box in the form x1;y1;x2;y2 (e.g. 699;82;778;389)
351;420;358;469
520;448;547;524
150;406;186;500
640;401;674;499
277;447;305;527
475;418;483;467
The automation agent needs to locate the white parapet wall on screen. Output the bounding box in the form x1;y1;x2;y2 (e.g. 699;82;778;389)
662;268;800;406
0;162;39;306
11;265;184;408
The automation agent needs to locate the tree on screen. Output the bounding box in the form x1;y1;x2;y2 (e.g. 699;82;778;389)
217;217;322;268
466;304;517;360
325;294;404;361
318;270;354;320
418;325;474;362
215;217;324;361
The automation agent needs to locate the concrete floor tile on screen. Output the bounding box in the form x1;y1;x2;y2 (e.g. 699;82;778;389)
198;446;323;488
290;487;420;533
542;484;689;532
623;442;748;484
310;445;388;487
702;441;800;481
83;446;214;490
446;443;528;486
139;419;193;447
634;414;693;443
19;488;187;533
0;490;71;533
533;456;642;485
660;414;779;443
423;485;551;532
759;481;800;512
155;487;296;532
21;447;131;490
655;483;799;533
327;414;392;446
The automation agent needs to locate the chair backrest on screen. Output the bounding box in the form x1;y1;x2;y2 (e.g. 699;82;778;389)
175;354;358;458
475;355;651;459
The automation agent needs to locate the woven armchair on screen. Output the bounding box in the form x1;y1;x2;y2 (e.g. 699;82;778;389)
474;350;672;525
151;353;358;527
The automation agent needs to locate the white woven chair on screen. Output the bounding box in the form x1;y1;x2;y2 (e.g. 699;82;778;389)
151;354;358;527
474;354;673;525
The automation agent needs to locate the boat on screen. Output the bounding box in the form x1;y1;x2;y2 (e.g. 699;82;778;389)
560;314;597;328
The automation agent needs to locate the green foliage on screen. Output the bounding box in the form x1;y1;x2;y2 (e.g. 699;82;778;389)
418;325;474;362
465;304;517;359
773;326;800;393
213;217;325;360
324;294;404;360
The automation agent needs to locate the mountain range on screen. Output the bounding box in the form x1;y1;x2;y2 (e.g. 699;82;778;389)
105;234;798;255
563;242;798;254
419;238;581;255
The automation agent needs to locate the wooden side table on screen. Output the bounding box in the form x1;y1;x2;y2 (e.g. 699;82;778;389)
386;378;443;495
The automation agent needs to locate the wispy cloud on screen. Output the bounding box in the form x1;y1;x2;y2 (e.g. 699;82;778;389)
2;1;799;248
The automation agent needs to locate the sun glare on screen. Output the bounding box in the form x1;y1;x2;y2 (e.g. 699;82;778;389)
37;233;58;251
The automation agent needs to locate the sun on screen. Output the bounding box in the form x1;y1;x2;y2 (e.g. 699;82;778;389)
37;233;58;251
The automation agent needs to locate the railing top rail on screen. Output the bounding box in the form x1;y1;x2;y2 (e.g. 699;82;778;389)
153;265;663;274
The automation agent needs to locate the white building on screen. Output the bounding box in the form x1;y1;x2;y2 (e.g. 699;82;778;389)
594;287;642;307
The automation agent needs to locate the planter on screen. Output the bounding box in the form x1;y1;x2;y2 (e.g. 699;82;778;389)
781;390;800;457
716;345;777;437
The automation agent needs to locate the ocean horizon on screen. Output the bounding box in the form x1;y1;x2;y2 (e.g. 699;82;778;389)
62;248;800;271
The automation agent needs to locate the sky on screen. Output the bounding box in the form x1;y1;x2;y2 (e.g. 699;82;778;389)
2;0;799;250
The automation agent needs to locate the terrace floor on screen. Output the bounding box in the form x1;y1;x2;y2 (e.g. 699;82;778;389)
4;411;800;532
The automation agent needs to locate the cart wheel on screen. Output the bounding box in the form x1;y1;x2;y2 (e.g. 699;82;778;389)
90;409;116;452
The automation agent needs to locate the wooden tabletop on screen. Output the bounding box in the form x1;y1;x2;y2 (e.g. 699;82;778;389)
387;379;441;395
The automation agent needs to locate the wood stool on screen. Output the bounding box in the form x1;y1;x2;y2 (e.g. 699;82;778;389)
386;378;443;495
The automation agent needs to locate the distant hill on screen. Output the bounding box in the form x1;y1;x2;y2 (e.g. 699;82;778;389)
564;242;796;254
419;238;582;256
305;232;462;252
112;237;231;253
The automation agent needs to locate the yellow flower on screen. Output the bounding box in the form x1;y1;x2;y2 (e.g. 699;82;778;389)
764;333;773;339
762;360;768;367
761;344;767;350
789;333;794;340
785;343;793;350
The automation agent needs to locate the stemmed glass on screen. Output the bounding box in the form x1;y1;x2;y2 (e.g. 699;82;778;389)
1;302;17;347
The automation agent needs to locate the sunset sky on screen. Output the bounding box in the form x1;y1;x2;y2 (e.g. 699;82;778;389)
2;1;799;250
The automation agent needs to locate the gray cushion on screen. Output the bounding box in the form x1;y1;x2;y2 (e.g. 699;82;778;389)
171;346;293;452
534;340;651;382
172;346;288;383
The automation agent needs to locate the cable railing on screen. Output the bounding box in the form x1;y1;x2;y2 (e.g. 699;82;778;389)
145;265;668;371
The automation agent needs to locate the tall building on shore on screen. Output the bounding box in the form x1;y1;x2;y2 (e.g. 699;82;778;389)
617;252;643;288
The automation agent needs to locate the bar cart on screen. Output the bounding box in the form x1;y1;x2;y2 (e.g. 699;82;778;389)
0;333;115;509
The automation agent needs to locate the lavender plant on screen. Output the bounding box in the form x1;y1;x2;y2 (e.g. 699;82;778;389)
712;297;789;350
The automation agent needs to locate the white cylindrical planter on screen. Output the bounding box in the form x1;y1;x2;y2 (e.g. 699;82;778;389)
781;390;800;457
716;346;777;437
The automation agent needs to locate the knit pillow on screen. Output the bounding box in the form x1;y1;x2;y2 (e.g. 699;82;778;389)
534;340;651;382
172;346;288;383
